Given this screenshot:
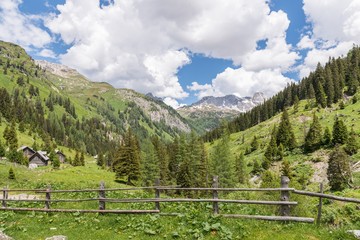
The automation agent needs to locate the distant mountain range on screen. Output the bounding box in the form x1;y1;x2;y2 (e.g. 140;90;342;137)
178;93;265;133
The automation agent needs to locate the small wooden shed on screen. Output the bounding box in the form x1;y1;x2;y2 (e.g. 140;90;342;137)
29;151;49;167
17;146;35;159
55;150;66;163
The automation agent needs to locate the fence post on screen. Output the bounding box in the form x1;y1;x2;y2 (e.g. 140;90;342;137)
45;185;51;209
279;176;290;216
154;178;160;211
99;181;106;211
212;176;219;215
316;182;323;225
2;186;8;208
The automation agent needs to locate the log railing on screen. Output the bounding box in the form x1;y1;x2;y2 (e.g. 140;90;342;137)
1;176;359;224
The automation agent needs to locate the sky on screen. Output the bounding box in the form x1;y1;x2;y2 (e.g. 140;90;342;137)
1;0;360;108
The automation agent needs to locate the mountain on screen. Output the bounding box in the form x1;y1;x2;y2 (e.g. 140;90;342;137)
0;40;190;157
178;93;265;133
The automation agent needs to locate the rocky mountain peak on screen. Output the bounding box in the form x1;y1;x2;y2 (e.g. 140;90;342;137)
35;60;81;78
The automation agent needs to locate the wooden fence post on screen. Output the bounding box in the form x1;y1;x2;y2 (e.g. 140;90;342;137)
154;178;160;211
2;186;8;208
279;176;290;216
45;185;51;209
99;181;106;211
316;183;323;225
212;176;219;214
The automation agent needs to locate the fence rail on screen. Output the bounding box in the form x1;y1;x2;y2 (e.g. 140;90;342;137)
1;176;359;224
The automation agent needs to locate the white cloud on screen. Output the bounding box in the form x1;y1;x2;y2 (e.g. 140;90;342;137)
298;0;360;77
163;97;186;109
38;49;57;58
0;0;52;50
43;0;295;104
188;67;292;99
297;35;314;50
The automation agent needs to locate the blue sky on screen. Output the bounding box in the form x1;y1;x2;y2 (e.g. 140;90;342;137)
1;0;359;108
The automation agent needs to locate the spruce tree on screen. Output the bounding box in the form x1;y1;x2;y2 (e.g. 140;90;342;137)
73;151;80;166
322;127;332;146
344;129;359;155
315;80;327;108
0;139;5;157
211;123;235;187
332;117;348;145
80;152;85;166
113;128;141;185
252;160;261;175
325;66;335;107
304;113;323;152
281;160;292;179
327;146;352;191
197;141;209;188
235;152;246;184
276;109;296;150
264;126;278;161
97;152;105;167
51;150;60;169
250;135;259;152
8;167;15;180
141;140;159;187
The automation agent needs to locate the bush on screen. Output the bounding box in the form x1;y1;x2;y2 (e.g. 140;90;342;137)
8;167;15;180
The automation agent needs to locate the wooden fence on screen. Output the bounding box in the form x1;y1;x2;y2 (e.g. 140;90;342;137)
1;176;360;224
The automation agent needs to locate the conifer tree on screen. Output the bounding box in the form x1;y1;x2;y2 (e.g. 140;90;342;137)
0;139;5;157
235;152;246;184
322;127;332;146
344;129;359;155
304;113;323;152
211;123;235;187
252;160;261;175
141;140;159;186
8;167;15;180
113;128;141;185
80;152;85;166
277;143;284;160
73;151;80;166
276;109;296;150
293;95;299;113
281;160;292;179
327;146;352;191
315;80;327;108
250;135;259;152
332;117;348;145
4;121;18;151
264;126;278;161
325;66;335;107
50;150;60;169
97;152;105;167
198;141;209;188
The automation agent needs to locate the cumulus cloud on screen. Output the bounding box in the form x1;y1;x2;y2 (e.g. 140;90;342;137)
299;0;360;77
188;68;292;99
0;0;52;50
43;0;295;103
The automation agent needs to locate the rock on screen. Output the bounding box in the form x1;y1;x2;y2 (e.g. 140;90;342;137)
0;231;13;240
45;236;68;240
347;230;360;239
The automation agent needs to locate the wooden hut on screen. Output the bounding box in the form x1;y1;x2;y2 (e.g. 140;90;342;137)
29;151;49;167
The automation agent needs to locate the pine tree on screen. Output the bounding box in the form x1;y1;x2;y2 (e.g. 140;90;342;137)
8;167;15;180
293;95;299;113
264;126;278;161
113;128;141;185
235;152;246;184
332;117;348;145
72;151;80;166
80;152;85;166
327;146;352;191
276;109;296;150
252;160;261;175
97;152;105;167
304;113;323;152
322;127;332;146
211;123;235;187
0;139;5;157
50;150;60;169
325;66;335;107
250;135;259;152
281;160;292;179
198;141;209;188
141;140;159;187
344;129;359;155
315;80;327;108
